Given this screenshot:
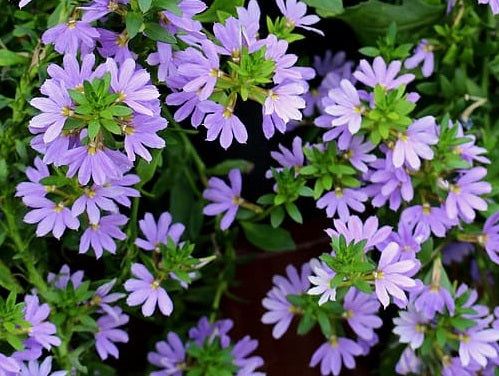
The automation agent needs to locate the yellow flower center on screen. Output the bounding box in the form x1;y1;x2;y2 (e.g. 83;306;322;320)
416;324;426;333
150;280;161;290
54;202;65;213
61;106;74;117
477;234;488;246
373;270;384;280
67;20;77;29
334;187;343;197
422;203;431;215
329;335;338;346
90;223;100;230
398;132;409;142
450;184;461;194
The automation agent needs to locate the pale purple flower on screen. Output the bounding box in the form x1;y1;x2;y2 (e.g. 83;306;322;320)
23;197;79;239
354;57;415;90
317;187;368;221
442;242;474;264
0;354;20;374
480;211;499;264
385;222;424;262
42;20;99;55
343;288;382;340
325;79;364;134
29;80;73;143
261;263;311;339
79;214;128;258
314;50;354;78
231;336;264;375
17;357;66;376
445;167;491;222
307;259;336;305
404;39;434;77
148;332;186;376
19;0;33;8
63;143;132;186
124;263;173;317
79;0;128;22
264;83;306;123
276;0;324;36
71;186;118;225
236;0;261;45
395;347;421;375
106;58;160;116
442;356;476;376
413;284;455;319
393;116;438;170
94;307;129;360
265;136;305;178
160;0;206;37
97;29;136;64
33;131;82;167
203;168;242;230
147;42;176;83
401;204;456;239
344;136;376;172
458;328;499;367
373;242;417;308
135;212;185;252
452;121;490;164
47;265;84;290
393;306;428;349
262;112;287;139
213;17;243;59
199;100;248;149
166;89;205;128
189;317;233;347
107;174;140;207
479;0;499;14
123;114;167;162
310;336;363;376
455;284;491;324
23;295;61;350
325;215;392;252
15;157;50;204
177;40;220;100
91;279;126;320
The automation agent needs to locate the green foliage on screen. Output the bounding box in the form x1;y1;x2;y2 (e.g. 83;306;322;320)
240;222;296;252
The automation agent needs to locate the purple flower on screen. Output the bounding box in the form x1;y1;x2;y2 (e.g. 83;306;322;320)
266;136;305;178
373;242;417;308
97;29;137;64
160;0;206;37
442;356;477;376
23;295;61;350
385;222;424;263
458;328;499;367
276;0;324;36
325;79;364;134
314;50;353;78
264;83;306;123
236;0;261;45
213;17;243;59
393;306;428;349
353;57;415;90
29;80;73;143
231;336;264;375
261;263;311;339
0;354;20;374
189;317;233;347
166;89;205;128
15;157;50;204
135;212;185;252
198;100;248;149
177;40;220;100
79;0;128;22
401;204;456;239
107;174;140;207
63;143;132;186
392;116;438;170
307;259;336;305
343;288;382;340
445;167;491;222
91;279;126;320
42;20;99;55
147;42;176;83
148;332;186;376
344;136;376;173
23;197;79;239
452;121;490;164
480;211;499;264
325;215;392;252
478;0;499;14
413;284;455;319
317;187;368;221
124;263;173;317
442;242;474;264
47;265;84;290
19;0;33;8
79;214;128;258
17;357;66;376
310;336;363;376
203;168;242;230
404;39;434;77
395;347;421;375
106;58;160;116
95;307;129;360
123;114;167;162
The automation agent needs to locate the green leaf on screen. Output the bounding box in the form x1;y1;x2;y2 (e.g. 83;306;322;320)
297;311;315;335
270;206;285;228
352;279;372;293
137;149;162;187
337;0;445;44
317;311;332;337
6;334;24;351
139;0;153;12
0;258;21;291
302;0;344;17
39;176;70;187
144;23;177;44
126;12;143;39
240;222;296;252
88;119;101;139
195;0;244;22
207;159;254;176
153;0;181;14
111;105;133;117
101;119;122;135
0;50;28;66
450;317;476;331
358;46;380;57
285;202;302;224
